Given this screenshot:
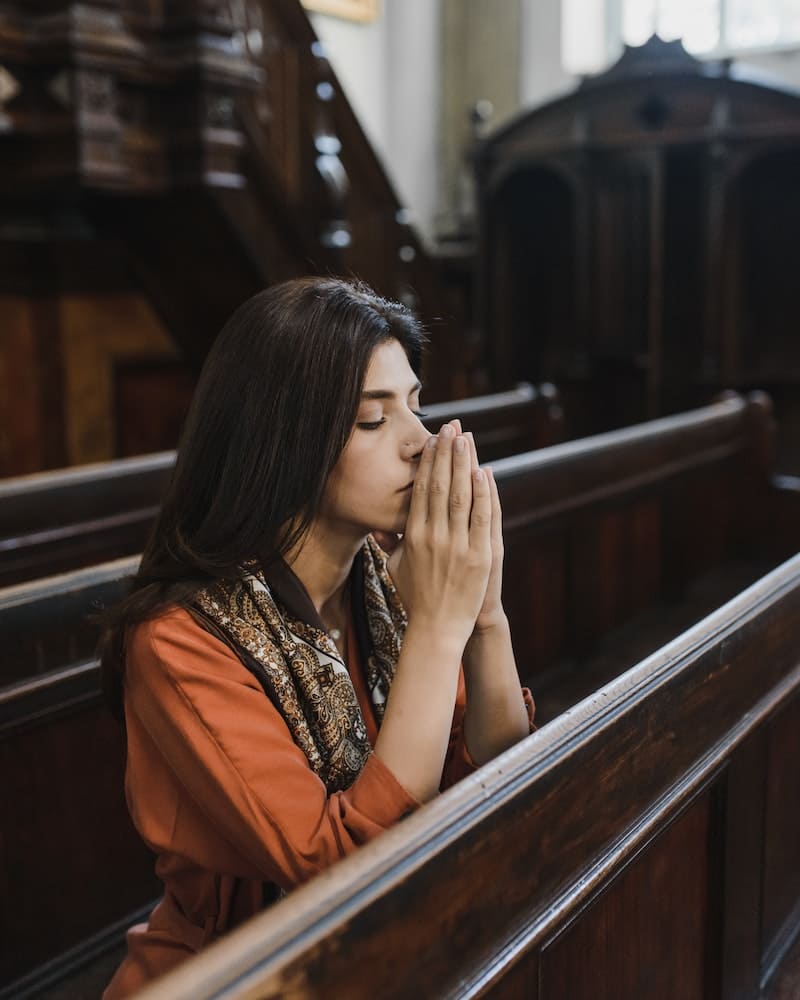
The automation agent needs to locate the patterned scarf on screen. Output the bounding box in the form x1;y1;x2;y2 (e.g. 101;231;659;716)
192;535;407;793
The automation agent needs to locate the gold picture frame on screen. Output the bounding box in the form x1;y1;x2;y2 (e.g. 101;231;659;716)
302;0;379;22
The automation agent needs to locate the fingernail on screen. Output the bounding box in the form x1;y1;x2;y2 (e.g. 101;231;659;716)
440;424;454;439
426;436;437;450
473;469;484;483
454;436;466;453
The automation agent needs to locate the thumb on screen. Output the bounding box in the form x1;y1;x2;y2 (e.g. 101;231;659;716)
386;536;405;582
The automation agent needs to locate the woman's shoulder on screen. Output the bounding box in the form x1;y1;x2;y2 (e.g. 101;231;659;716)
128;605;199;645
126;605;241;679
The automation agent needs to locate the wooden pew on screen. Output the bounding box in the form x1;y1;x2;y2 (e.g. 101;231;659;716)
496;391;800;718
0;557;137;691
9;392;793;706
131;553;800;1000
0;383;561;588
2;392;798;993
0;555;155;997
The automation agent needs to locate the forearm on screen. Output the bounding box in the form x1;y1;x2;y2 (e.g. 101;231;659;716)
462;616;530;766
374;620;466;803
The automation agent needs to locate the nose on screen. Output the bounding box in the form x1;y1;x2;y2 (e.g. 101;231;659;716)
401;418;431;462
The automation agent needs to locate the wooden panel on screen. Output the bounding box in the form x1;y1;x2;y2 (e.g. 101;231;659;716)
0;287;180;476
114;359;196;457
571;498;661;647
720;731;767;1000
539;794;713;1000
0;296;48;477
504;528;567;678
0;561;133;686
488;950;540;1000
60;293;179;465
761;693;800;972
0;702;160;984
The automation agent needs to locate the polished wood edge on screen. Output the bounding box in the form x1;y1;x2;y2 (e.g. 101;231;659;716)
492;395;749;479
500;438;748;533
424;382;537;418
760;896;800;992
0;555;139;609
0;658;100;737
0;451;176;499
0;508;157;555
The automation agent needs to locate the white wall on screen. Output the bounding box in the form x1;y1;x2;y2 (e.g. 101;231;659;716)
732;49;800;92
519;0;577;111
384;0;440;243
308;10;389;155
309;1;441;244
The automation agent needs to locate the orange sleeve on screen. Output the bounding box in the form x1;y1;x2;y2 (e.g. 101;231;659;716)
441;670;536;790
125;609;420;891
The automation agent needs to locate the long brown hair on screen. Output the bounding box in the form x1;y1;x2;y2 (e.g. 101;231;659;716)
99;277;427;717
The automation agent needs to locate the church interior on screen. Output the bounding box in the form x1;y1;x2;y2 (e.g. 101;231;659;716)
1;1;800;997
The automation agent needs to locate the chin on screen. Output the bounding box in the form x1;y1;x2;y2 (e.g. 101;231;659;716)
368;512;407;540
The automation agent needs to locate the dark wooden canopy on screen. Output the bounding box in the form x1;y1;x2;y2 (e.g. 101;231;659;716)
476;35;800;468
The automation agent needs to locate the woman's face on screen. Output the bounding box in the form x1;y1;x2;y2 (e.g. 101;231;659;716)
321;338;431;538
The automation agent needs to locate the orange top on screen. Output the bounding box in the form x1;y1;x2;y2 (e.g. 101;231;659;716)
103;605;535;998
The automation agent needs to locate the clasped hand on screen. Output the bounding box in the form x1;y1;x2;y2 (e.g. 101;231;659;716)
384;419;506;644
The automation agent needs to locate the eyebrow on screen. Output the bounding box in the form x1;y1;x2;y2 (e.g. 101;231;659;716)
361;380;422;401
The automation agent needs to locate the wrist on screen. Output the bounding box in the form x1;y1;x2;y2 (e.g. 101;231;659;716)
403;615;471;658
464;614;511;666
471;611;510;640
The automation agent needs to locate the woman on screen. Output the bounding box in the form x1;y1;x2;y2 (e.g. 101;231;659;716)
101;277;534;998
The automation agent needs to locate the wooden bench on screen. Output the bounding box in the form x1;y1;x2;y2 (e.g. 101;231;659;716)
131;553;800;1000
0;383;561;588
0;557;137;691
6;392;795;697
496;390;800;719
2;392;799;993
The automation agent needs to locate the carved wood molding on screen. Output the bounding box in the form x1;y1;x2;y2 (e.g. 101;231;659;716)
0;1;264;190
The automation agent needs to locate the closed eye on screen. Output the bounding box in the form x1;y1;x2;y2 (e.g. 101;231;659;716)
357;410;428;431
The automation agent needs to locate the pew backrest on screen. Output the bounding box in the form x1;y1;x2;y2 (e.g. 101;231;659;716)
493;391;790;681
0;453;169;587
0;383;560;587
1;394;797;997
1;392;789;697
131;552;800;1000
0;556;138;687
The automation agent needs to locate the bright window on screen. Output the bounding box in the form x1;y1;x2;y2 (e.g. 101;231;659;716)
563;0;800;75
622;0;800;55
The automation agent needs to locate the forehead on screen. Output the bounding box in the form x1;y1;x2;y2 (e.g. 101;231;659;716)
362;339;416;389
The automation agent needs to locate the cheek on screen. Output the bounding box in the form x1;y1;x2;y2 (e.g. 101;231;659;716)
326;441;389;512
325;451;367;506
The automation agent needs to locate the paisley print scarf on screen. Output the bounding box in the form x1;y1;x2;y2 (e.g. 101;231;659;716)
193;535;406;793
